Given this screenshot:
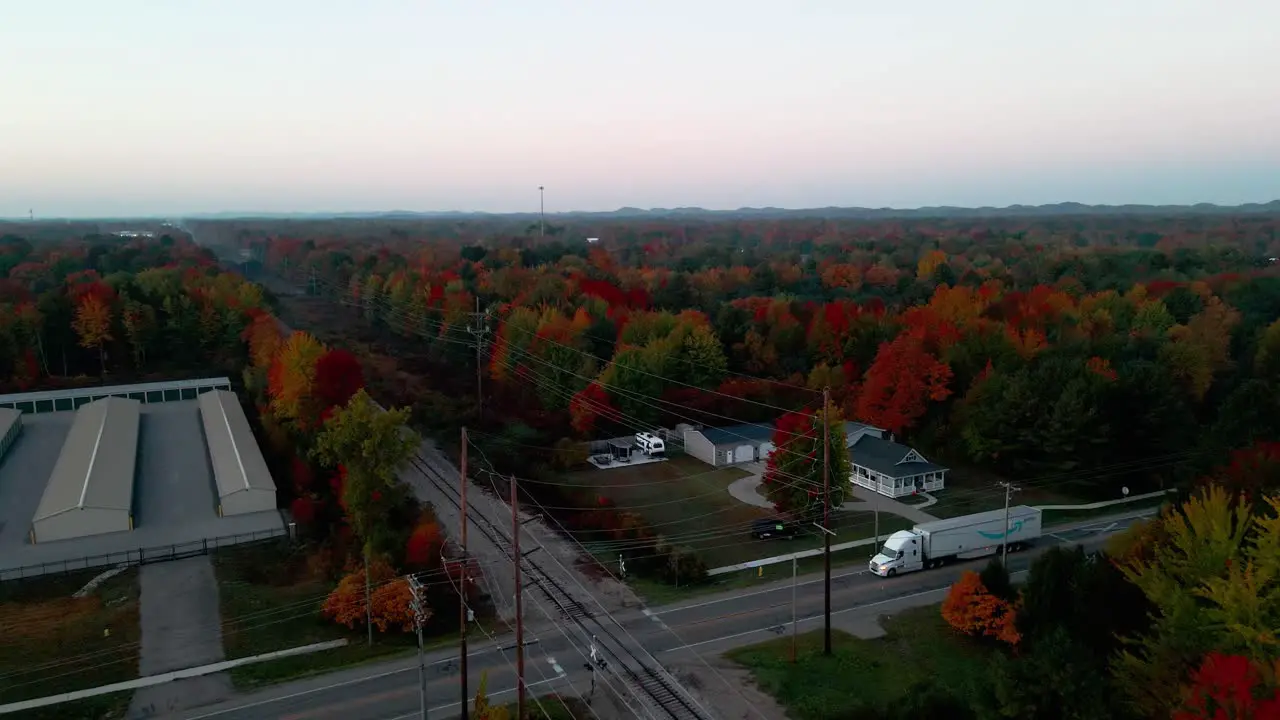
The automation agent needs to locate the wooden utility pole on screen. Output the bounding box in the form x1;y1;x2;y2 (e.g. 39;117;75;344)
511;475;526;717
822;386;832;656
467;298;489;421
459;428;470;718
1000;481;1020;567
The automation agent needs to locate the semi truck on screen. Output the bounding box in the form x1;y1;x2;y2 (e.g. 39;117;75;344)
869;505;1042;577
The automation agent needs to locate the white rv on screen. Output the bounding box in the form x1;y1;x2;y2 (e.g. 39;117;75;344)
635;432;665;457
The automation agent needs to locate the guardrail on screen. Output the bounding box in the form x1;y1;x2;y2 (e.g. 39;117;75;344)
0;526;291;582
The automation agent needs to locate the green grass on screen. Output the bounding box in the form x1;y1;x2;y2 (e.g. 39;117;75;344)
0;568;140;708
213;541;422;688
726;605;992;719
504;694;594;719
628;540;897;605
567;455;766;568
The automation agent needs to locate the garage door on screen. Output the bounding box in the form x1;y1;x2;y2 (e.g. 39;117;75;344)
758;442;775;460
734;444;754;463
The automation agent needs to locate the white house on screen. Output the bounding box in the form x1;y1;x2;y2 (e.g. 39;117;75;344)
848;432;948;498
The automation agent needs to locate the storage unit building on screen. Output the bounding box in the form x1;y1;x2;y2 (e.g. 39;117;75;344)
0;408;21;463
199;390;278;517
682;423;776;466
0;377;231;415
31;397;141;543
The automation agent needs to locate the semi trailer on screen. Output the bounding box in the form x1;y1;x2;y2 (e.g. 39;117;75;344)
869;505;1042;577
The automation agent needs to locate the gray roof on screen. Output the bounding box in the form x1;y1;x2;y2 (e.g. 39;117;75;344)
699;423;776;447
0;408;19;436
33;397;140;521
0;377;231;406
199;390;277;498
849;434;947;479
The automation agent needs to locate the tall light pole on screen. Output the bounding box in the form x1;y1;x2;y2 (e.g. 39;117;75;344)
538;186;545;237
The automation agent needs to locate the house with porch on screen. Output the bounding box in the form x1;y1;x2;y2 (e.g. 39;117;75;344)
848;432;948;498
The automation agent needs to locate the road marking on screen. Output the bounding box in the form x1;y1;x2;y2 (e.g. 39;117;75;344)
380;674;568;720
652;567;869;616
181;639;539;719
548;657;564;674
659;570;1032;654
280;686;413;720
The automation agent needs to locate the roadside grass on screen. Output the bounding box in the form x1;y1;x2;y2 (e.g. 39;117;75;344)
214;540;426;689
726;605;992;719
628;540;891;605
214;539;500;689
505;694;593;719
924;462;1079;519
0;568;140;713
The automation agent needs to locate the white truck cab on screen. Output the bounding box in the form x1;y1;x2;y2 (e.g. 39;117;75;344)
870;531;924;577
869;506;1042;578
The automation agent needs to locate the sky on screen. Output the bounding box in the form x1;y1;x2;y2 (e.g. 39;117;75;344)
2;0;1278;218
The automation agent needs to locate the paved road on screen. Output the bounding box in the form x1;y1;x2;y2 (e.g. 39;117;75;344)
174;510;1152;720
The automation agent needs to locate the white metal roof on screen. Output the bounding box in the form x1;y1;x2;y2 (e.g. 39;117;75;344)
0;377;232;406
0;408;19;437
199;390;276;498
33;397;140;521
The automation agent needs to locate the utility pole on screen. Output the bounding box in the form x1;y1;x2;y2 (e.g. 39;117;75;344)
511;475;526;717
459;428;470;718
365;552;373;647
466;299;490;421
790;556;798;663
1000;481;1020;567
408;575;429;719
538;186;546;237
822;386;832;656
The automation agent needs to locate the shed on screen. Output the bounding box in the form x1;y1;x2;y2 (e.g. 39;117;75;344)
199;390;278;516
682;423;776;467
0;408;21;462
31;397;140;543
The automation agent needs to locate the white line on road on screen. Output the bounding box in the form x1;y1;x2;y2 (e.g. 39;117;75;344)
381;674;568;720
658;570;1031;654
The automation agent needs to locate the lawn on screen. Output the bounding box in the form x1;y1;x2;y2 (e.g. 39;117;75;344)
0;568;141;717
213;540;420;688
726;605;992;719
504;694;593;719
922;460;1081;519
1040;492;1172;525
565;455;770;569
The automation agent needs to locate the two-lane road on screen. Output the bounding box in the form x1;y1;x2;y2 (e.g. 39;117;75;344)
177;510;1153;720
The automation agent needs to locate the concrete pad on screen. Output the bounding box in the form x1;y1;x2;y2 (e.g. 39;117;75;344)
129;556;231;717
0;413;69;548
134;404;219;528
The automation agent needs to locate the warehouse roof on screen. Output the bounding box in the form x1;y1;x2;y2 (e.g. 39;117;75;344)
199;390;276;499
0;408;19;436
33;397;140;521
0;377;231;406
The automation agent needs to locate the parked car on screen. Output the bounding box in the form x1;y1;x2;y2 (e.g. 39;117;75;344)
751;518;798;540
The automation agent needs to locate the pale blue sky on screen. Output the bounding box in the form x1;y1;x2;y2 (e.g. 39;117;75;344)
2;0;1277;217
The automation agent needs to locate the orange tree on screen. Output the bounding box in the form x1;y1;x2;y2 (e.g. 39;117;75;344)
940;570;1020;647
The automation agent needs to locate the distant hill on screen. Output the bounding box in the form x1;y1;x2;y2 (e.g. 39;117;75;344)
176;200;1280;222
8;200;1280;223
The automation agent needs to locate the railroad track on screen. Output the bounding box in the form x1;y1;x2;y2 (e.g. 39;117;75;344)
409;453;708;720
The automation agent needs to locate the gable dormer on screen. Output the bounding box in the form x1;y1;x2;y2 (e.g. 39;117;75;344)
898;448;926;465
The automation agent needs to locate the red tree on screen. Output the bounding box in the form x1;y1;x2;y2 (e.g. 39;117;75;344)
569;382;622;435
290;496;319;525
1174;653;1280;720
1203;442;1280;500
856;333;954;434
405;520;445;569
314;349;365;411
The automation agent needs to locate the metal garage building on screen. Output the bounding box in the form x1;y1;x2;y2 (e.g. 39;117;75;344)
0;377;232;415
0;408;21;462
199;390;278;517
31;397;141;543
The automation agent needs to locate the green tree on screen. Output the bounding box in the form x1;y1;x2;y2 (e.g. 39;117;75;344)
762;400;850;518
1112;486;1262;718
471;670;511;719
312;389;420;551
